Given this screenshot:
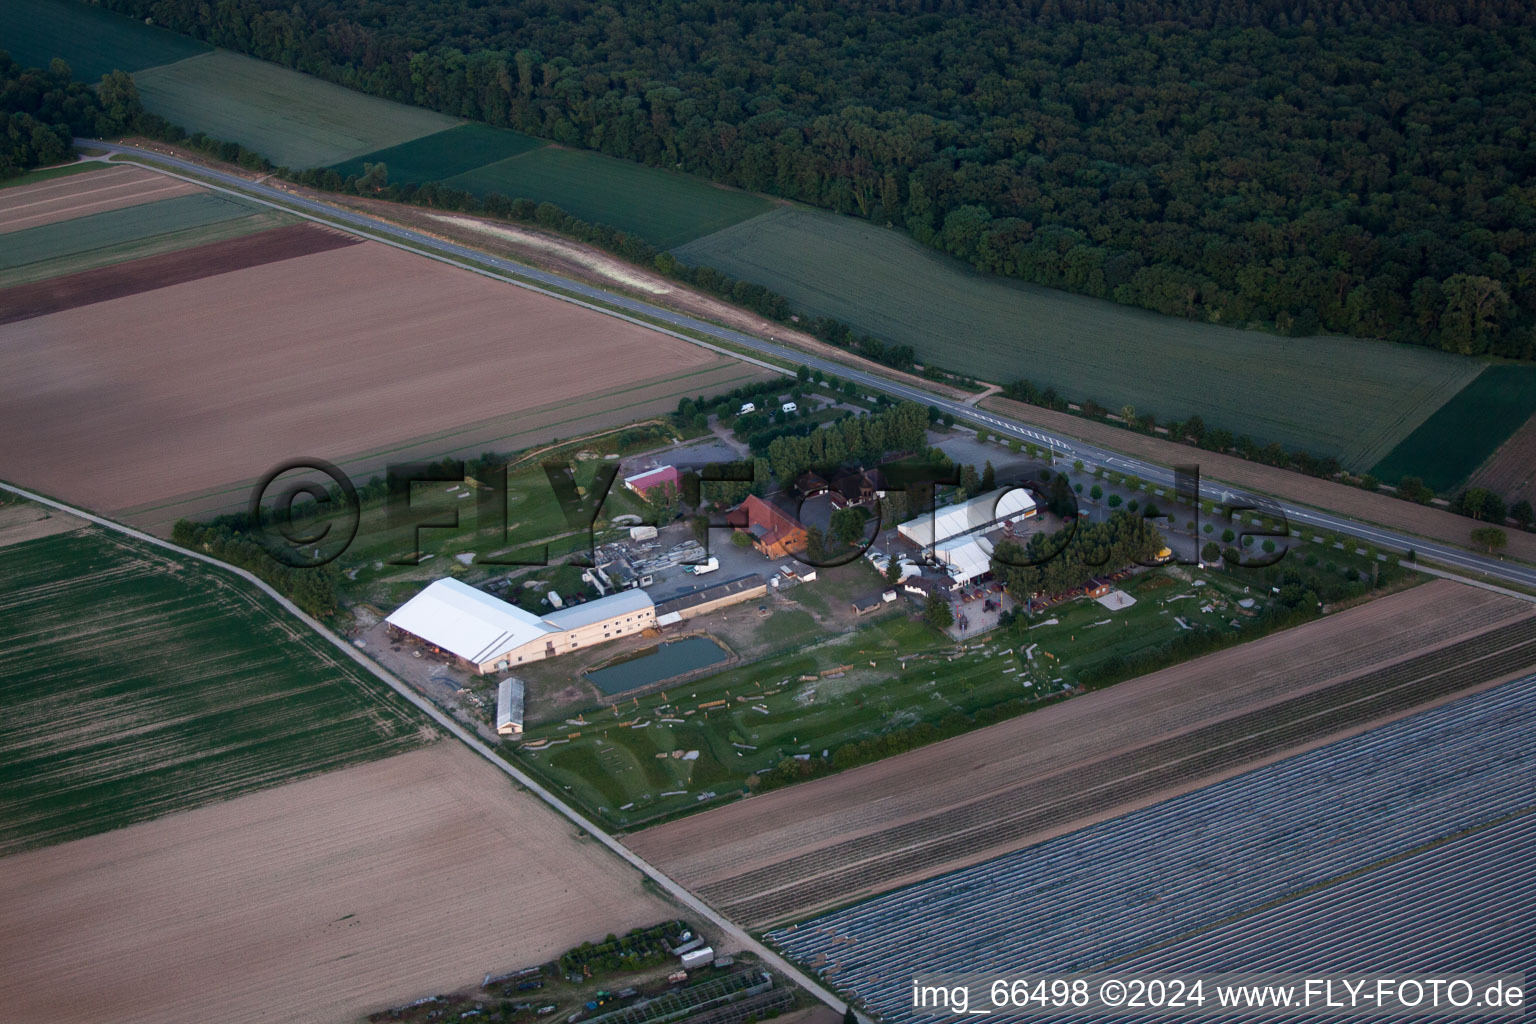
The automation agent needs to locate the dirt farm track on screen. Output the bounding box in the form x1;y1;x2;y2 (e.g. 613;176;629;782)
627;580;1536;927
0;741;675;1024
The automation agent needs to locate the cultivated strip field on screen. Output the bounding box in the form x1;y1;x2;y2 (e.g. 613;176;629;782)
131;51;463;168
769;671;1536;1023
1049;812;1536;1023
0;192;260;274
0;222;360;325
674;207;1479;467
0;164;201;233
626;582;1536;927
1467;411;1536;504
980;394;1536;564
0;741;677;1024
0;525;427;855
0;228;766;530
1370;363;1536;491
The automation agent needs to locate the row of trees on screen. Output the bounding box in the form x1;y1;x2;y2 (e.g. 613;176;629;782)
170;519;342;618
762;401;929;482
93;0;1536;356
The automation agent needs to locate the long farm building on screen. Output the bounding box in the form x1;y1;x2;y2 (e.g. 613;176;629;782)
387;578;656;674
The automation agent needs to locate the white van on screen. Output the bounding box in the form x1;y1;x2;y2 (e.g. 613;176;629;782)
781;401;798;413
738;402;756;415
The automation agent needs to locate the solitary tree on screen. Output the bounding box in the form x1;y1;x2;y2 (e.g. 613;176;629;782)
1471;526;1508;554
1090;484;1103;501
924;592;954;630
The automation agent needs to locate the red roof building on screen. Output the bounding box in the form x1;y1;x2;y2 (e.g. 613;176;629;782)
728;494;807;559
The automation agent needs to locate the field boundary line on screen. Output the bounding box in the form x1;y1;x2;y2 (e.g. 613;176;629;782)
0;478;852;1018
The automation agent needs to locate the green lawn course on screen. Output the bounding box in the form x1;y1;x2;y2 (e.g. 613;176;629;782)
1370;363;1536;492
673;207;1482;469
515;564;1268;829
131;50;461;169
0;191;262;275
329;122;546;185
0;524;428;855
0;0;209;80
445;145;774;249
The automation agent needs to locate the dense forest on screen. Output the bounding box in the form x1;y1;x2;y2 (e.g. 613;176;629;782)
95;0;1536;357
0;55;138;176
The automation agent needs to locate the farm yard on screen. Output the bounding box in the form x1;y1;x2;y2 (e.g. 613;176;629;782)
769;670;1536;1022
0;168;769;531
0;522;427;856
979;394;1536;564
672;207;1481;469
0;741;677;1024
1371;363;1536;492
514;562;1294;832
626;581;1536;927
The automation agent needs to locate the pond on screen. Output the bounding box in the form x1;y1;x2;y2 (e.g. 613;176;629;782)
585;636;729;695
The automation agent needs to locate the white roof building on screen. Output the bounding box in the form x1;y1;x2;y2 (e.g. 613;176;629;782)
496;678;526;735
385;577;554;666
933;534;995;585
898;486;1038;548
386;579;657;672
544;588;653;630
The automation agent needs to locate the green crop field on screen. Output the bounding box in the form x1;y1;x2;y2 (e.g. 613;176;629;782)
445;146;774;249
329;122;546;185
1;207;291;286
0;524;428;855
1370;364;1536;491
674;208;1483;469
132;51;460;169
515;564;1270;829
0;192;271;279
0;0;209;80
0;160;100;190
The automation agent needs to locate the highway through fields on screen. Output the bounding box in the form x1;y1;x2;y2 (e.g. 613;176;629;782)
81;141;1536;592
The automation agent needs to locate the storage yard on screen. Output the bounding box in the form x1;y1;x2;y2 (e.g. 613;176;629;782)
625;581;1536;926
0;742;676;1024
768;671;1536;1022
0;169;765;531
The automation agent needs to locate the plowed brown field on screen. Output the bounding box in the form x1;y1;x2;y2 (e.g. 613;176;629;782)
0;741;675;1024
626;580;1536;927
0;239;766;530
0;222;359;324
981;395;1536;563
1468;413;1536;505
0;164;201;233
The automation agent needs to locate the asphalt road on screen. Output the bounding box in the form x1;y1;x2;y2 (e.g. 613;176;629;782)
81;141;1536;592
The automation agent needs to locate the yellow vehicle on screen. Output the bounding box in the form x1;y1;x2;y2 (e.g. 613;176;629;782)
1153;547;1173;563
